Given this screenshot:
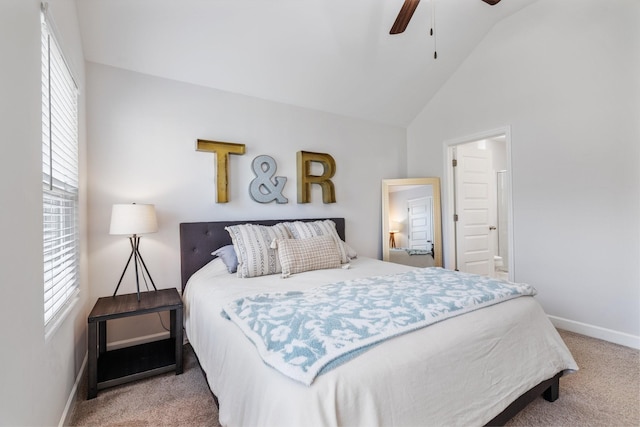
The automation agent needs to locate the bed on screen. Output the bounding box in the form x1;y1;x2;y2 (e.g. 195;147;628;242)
389;247;435;268
180;218;577;426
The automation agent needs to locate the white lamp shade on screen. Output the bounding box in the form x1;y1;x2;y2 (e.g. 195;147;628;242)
389;221;401;233
109;204;158;235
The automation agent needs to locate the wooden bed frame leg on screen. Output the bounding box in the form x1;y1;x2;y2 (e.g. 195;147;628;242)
542;376;560;402
484;373;563;426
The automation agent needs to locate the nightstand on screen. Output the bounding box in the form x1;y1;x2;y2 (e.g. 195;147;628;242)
87;288;183;399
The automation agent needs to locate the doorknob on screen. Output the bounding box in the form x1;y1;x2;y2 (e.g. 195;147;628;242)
489;226;497;230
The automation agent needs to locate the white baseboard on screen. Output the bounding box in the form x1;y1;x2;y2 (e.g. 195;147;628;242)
59;353;87;427
107;331;170;350
549;315;640;350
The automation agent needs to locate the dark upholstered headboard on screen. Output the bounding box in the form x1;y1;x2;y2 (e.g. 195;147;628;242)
179;218;345;291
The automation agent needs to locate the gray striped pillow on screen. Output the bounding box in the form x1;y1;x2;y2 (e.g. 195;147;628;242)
225;223;291;278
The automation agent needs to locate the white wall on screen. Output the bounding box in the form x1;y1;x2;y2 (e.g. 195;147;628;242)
86;63;407;343
0;0;89;425
407;0;640;344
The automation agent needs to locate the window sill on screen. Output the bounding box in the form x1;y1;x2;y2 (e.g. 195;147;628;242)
45;289;80;342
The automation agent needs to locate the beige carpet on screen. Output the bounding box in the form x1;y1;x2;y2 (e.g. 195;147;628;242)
70;345;220;427
69;330;639;426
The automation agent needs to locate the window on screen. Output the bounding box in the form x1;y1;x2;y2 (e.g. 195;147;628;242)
41;9;79;327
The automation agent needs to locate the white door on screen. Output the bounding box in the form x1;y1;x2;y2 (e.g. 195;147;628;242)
408;197;433;250
454;143;495;276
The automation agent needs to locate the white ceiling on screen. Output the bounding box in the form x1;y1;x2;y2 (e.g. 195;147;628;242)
76;0;537;127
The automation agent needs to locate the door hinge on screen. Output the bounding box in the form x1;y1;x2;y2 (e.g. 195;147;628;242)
453;213;459;222
452;159;457;167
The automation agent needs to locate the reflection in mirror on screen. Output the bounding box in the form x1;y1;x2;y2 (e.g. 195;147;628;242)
382;178;442;267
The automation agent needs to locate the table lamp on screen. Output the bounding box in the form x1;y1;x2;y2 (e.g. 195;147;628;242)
110;203;158;300
389;221;401;249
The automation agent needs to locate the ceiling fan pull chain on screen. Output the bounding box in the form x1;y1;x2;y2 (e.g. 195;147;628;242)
431;0;437;59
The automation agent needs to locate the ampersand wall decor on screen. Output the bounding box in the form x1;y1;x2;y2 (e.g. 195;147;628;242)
196;138;336;204
249;155;288;204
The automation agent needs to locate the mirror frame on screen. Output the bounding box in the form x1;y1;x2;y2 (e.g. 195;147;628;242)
382;177;443;267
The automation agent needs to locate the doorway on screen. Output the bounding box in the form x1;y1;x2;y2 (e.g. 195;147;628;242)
445;128;514;280
407;197;434;251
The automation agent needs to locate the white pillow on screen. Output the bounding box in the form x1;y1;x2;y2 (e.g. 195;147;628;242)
272;235;341;278
225;223;291;278
344;242;357;260
282;220;352;263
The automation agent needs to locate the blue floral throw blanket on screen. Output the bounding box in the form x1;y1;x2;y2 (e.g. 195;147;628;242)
222;267;536;385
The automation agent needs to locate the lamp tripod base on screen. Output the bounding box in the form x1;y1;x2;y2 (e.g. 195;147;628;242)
113;235;157;301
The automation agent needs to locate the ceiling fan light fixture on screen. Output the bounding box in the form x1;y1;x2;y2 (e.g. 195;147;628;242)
481;0;501;5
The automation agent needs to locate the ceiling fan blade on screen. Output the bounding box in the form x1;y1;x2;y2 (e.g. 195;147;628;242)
481;0;501;5
390;0;420;34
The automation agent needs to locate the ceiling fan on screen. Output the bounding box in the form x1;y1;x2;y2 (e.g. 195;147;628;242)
390;0;501;35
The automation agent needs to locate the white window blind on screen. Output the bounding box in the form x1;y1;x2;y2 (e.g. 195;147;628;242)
41;10;79;326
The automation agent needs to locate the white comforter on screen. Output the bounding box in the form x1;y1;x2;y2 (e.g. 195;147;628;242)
184;257;577;427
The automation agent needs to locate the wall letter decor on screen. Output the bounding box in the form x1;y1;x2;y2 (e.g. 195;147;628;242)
296;151;336;204
196;139;246;203
249;155;288;204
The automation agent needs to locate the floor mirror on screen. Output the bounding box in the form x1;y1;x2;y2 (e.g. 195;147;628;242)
382;178;443;267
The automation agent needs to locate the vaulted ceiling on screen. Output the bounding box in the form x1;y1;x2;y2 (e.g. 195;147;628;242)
76;0;537;127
